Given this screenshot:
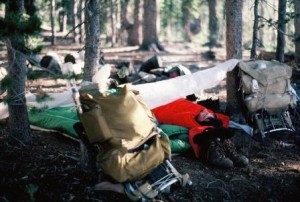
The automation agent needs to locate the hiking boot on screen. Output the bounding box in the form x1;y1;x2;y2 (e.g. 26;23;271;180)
223;139;249;167
206;138;233;169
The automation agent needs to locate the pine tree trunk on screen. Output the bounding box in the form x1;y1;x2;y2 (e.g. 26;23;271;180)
78;0;84;44
5;1;32;145
250;0;259;59
80;0;101;173
50;0;56;45
258;3;264;48
225;0;245;123
182;4;191;42
225;0;243;59
276;0;287;63
83;0;101;82
109;0;116;47
294;0;300;66
58;11;66;32
140;0;164;51
132;0;141;45
208;0;219;49
71;0;79;44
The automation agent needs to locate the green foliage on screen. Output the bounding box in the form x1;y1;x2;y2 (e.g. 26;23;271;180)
160;0;200;41
0;75;12;92
99;0;111;33
25;35;43;53
0;11;42;53
0;14;41;37
160;0;182;28
25;183;39;202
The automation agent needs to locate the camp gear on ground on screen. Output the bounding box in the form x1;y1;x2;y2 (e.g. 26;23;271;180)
152;99;231;160
78;84;171;182
222;139;249;167
253;110;295;139
239;60;297;113
190;127;235;158
205;138;233;169
139;55;162;73
158;124;191;153
79;84;157;146
124;159;192;201
238;60;297;138
152;98;229;129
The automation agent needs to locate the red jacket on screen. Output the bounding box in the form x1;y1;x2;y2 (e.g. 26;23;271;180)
152;98;230;158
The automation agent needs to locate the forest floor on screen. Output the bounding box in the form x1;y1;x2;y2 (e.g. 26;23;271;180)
1;40;300;202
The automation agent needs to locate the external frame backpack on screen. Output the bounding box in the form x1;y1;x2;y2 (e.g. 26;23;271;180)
78;84;171;182
238;60;297;138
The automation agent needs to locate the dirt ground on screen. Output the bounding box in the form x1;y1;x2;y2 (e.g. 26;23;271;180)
1;112;300;202
1;43;300;202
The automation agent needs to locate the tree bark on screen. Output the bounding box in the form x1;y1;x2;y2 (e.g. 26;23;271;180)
140;0;164;51
121;0;140;46
225;0;243;59
225;0;245;123
24;0;37;16
83;0;101;82
58;10;66;32
132;0;141;45
208;0;219;49
78;0;84;44
182;2;192;43
250;0;259;59
258;2;264;48
276;0;287;63
70;0;79;43
109;0;116;47
5;1;32;145
79;0;102;173
50;0;56;45
294;0;300;66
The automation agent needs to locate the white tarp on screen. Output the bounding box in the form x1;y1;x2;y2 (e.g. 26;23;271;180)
0;59;240;119
133;59;239;109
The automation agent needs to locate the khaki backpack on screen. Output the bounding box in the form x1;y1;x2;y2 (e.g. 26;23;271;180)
79;84;171;182
239;60;297;114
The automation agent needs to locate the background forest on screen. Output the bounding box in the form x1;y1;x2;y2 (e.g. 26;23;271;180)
0;0;297;53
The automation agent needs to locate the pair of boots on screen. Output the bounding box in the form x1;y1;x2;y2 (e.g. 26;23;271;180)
206;138;249;169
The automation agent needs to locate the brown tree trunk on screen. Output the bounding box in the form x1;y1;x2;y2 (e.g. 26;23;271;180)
182;3;192;42
225;0;243;59
71;0;79;44
294;0;300;66
121;0;141;46
83;0;101;82
58;10;66;32
120;0;136;46
78;0;84;44
225;0;245;123
24;0;36;16
5;1;32;145
208;0;219;49
109;0;116;47
50;0;56;45
140;0;164;51
131;0;141;45
250;0;259;59
80;0;102;173
258;2;264;48
276;0;287;63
